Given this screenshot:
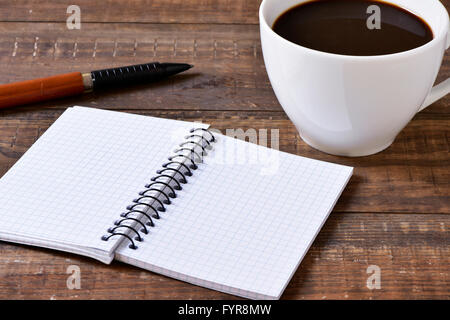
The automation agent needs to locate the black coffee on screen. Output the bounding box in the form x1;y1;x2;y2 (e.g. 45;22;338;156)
272;0;433;56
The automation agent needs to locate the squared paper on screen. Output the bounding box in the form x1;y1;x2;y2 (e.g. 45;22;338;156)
116;134;353;299
0;106;204;263
0;107;352;298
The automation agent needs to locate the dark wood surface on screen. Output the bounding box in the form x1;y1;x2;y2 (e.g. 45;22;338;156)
0;0;448;299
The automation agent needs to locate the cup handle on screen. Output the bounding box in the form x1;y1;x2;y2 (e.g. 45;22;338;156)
419;28;450;111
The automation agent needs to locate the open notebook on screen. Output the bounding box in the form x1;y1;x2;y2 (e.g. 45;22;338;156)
0;106;352;299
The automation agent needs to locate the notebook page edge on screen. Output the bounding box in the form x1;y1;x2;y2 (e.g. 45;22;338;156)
275;166;353;299
0;107;74;181
216;132;354;172
0;231;114;263
114;134;353;299
1;106;207;263
0;107;120;262
116;165;353;299
69;108;209;260
114;253;277;299
71;106;210;130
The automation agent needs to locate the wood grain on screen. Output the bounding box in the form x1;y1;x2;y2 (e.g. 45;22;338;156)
0;0;449;26
0;22;447;114
0;213;448;299
0;111;448;214
0;0;448;300
0;0;261;24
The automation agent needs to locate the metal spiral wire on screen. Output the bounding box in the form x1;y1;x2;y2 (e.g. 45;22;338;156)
101;128;216;250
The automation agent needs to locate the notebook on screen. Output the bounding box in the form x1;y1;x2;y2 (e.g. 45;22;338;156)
0;106;352;299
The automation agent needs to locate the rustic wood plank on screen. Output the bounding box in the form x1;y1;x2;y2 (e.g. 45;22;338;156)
0;22;448;114
0;1;449;300
0;0;261;24
283;213;450;299
0;110;448;214
0;213;448;299
1;0;449;26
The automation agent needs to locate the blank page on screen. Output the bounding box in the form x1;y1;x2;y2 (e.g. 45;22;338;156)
0;107;203;263
116;134;353;299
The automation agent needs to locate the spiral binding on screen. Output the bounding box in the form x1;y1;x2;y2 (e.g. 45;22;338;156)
101;127;216;250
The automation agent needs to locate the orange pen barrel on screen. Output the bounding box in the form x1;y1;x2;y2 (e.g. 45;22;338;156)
0;72;85;109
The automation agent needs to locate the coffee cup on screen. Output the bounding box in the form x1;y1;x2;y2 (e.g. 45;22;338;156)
259;0;450;156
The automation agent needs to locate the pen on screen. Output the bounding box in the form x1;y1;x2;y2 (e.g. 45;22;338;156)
0;62;193;109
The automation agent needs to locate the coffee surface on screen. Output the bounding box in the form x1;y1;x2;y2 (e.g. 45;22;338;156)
272;0;433;56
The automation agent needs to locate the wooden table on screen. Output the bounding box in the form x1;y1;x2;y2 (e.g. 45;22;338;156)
0;0;448;300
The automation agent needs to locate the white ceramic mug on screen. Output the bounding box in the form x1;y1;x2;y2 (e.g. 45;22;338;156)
260;0;450;156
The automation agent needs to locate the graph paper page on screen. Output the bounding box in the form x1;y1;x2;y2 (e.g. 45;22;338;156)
0;106;203;263
116;134;353;299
